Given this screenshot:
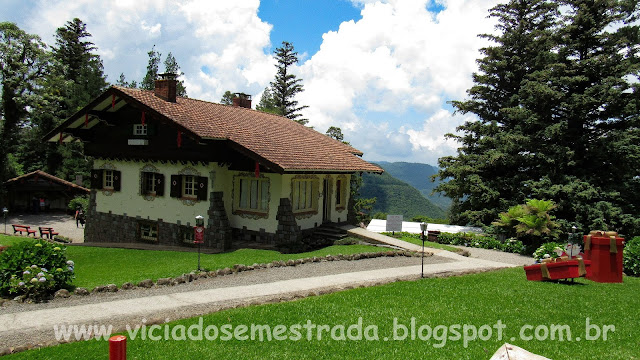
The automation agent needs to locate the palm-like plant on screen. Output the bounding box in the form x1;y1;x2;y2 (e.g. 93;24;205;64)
492;199;559;244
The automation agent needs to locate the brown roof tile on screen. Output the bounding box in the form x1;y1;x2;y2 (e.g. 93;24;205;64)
114;87;382;173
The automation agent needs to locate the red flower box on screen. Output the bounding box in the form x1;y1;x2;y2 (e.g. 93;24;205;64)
524;259;591;281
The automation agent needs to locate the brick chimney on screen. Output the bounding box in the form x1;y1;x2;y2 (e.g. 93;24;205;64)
232;93;252;109
154;73;177;102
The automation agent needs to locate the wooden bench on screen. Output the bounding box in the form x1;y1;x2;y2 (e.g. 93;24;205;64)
39;227;59;239
12;224;37;237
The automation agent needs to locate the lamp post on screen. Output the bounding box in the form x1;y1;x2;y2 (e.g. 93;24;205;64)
569;226;577;260
2;208;7;234
195;215;205;271
420;222;428;278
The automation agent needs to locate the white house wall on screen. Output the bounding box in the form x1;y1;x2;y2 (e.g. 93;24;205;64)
94;159;351;235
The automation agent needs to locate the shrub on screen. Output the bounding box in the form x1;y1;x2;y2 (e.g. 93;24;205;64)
501;238;526;255
623;236;640;277
532;242;564;262
0;240;75;301
68;195;89;213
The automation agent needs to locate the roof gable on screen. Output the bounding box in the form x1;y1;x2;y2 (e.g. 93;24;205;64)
45;86;383;174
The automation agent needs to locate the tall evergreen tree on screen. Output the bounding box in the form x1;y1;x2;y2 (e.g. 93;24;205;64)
268;41;308;124
435;0;559;226
0;22;49;183
435;0;640;235
255;86;278;114
140;45;161;91
163;52;187;97
220;90;234;105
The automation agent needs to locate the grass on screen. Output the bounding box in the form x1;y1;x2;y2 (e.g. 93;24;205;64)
0;234;385;290
5;268;639;359
379;232;460;253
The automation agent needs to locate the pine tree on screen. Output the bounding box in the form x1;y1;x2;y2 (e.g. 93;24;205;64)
268;41;308;124
435;0;559;225
255;87;278;114
220;91;234;105
0;22;49;183
435;0;640;234
140;45;161;91
163;52;187;97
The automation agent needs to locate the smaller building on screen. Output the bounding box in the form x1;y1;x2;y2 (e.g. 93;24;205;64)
3;170;90;213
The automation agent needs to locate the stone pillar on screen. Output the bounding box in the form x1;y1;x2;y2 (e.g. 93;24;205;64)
206;191;232;251
84;190;98;243
275;198;302;251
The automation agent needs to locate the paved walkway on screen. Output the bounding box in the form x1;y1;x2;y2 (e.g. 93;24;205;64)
0;229;519;353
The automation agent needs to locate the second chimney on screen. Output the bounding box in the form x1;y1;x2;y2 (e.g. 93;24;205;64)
154;73;177;102
232;93;252;109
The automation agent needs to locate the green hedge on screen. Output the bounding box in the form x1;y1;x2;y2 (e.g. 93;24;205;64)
623;236;640;277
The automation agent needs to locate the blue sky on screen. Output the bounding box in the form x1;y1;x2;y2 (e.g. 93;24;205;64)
2;0;500;165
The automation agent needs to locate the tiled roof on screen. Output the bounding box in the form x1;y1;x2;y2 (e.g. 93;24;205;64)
112;86;383;173
4;170;90;192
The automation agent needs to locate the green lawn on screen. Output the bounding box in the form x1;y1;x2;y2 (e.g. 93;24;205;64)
6;268;639;359
379;232;460;253
0;235;384;290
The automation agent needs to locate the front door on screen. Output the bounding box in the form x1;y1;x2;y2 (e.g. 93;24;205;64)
322;178;330;223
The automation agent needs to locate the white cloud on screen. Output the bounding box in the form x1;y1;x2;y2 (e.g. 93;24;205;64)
298;0;499;164
23;0;274;101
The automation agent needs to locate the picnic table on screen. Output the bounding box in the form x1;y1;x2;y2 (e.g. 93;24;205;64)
38;227;59;239
12;224;37;237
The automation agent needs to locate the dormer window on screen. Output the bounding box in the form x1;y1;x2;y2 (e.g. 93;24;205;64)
133;124;148;136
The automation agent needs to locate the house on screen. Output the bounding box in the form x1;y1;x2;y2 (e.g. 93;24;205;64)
45;74;383;250
3;170;90;213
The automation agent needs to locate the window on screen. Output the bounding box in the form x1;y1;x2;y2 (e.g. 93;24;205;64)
133;124;148;136
236;177;269;213
90;169;121;191
292;178;317;213
140;223;158;241
104;170;114;189
170;175;208;201
336;178;347;209
141;172;164;196
183;175;196;198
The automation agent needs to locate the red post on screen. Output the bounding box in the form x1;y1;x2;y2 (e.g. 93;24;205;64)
109;335;127;360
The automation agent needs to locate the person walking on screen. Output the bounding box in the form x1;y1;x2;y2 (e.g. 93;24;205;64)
75;208;85;228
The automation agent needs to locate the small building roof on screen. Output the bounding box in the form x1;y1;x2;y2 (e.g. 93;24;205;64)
4;170;90;193
45;86;383;174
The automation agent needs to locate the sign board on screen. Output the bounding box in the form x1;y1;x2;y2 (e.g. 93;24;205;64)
194;226;205;244
386;215;403;232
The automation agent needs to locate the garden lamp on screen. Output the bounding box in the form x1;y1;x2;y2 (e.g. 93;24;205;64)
420;222;428;278
2;208;7;234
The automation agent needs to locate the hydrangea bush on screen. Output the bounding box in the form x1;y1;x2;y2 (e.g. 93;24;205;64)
532;242;564;262
0;240;75;301
623;236;640;277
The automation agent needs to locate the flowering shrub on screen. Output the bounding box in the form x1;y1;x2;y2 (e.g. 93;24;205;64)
532;242;564;262
501;238;526;254
0;240;75;301
623;236;640;277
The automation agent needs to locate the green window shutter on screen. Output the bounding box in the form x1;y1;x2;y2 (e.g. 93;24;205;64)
140;172;146;195
197;176;208;201
155;173;165;196
170;175;182;198
147;123;158;136
90;169;103;189
113;171;122;191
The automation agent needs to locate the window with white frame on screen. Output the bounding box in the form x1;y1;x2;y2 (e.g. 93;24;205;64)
235;177;269;213
292;178;317;213
140;222;158;241
183;175;196;198
133;124;148;136
103;170;114;189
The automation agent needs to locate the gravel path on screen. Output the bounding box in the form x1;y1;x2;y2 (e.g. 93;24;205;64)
452;245;534;266
1;255;452;315
4;214;84;243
